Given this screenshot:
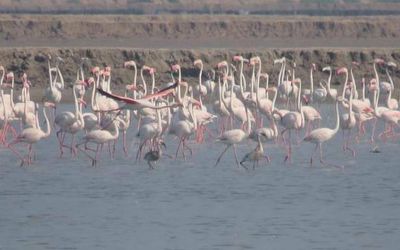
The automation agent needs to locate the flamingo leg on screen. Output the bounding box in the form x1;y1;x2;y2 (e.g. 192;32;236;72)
345;129;355;158
214;144;231;166
175;139;183;159
122;131;128;157
319;143;344;169
136;139;147;161
233;145;240;167
310;143;318;166
7;141;27;166
284;130;292;164
183;138;193;156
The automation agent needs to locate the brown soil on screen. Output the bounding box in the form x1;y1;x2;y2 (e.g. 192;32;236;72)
0;15;400;45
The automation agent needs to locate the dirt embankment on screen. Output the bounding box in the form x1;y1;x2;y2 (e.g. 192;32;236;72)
1;0;400;15
0;15;399;44
0;47;399;101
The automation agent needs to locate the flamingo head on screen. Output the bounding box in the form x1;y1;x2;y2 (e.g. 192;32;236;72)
102;70;111;77
149;67;156;75
292;78;301;84
170;64;180;72
91;66;100;75
124;60;136;68
336;67;348;75
0;65;4;72
6;72;14;81
369;79;378;91
125;84;138;91
178;81;188;88
233;55;243;62
260;73;269;79
193;59;202;67
352;61;360;67
322;66;331;72
44;102;56;108
86;77;95;86
311;63;316;70
217;61;228;70
104;66;111;72
387;61;397;68
79;98;87;108
249;56;261;66
75;79;85;86
302;95;310;105
363;107;374;113
374;58;385;65
223;75;233;82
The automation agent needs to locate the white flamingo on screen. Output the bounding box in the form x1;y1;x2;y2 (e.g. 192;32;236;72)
304;97;343;168
7;104;52;166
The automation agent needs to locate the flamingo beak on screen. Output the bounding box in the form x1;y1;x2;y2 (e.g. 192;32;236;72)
363;107;373;113
44;102;56;108
79;98;87;108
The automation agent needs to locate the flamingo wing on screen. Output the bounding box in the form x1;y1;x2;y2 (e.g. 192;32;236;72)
97;88;138;105
141;82;178;100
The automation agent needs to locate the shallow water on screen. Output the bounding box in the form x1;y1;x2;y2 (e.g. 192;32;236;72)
1;104;400;250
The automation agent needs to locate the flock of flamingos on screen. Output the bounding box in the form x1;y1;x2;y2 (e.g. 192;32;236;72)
0;55;398;169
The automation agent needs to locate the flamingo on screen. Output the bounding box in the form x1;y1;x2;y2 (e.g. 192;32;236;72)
54;83;86;157
240;135;268;170
193;59;208;98
7;104;52;166
304;97;343;168
43;57;64;109
323;66;337;101
169;102;197;160
385;62;398;110
274;78;304;163
144;140;167;169
340;82;357;157
214;105;252;167
76;118;120;166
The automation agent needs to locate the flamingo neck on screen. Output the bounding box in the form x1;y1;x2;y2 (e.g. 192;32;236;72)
310;68;314;93
245;107;251;135
333;100;340;134
151;74;155;95
386;68;394;90
140;69;147;96
327;69;332;93
198;64;203;88
42;106;51;138
350;68;358;98
133;65;137;99
362;80;366;101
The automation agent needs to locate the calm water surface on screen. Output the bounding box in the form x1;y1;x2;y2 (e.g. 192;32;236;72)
1;104;400;250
